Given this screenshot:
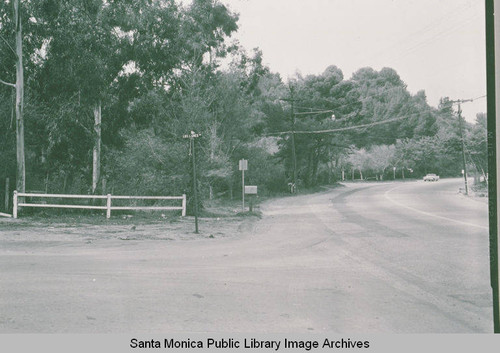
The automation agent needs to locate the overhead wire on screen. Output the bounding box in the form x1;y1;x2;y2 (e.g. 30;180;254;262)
265;115;412;137
281;84;485;121
375;2;476;61
394;13;481;61
266;92;485;137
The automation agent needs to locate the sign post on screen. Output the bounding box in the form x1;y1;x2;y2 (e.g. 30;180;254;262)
183;131;201;233
239;159;248;211
245;185;257;212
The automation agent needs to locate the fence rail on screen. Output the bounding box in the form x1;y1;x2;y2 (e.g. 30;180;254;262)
13;191;186;219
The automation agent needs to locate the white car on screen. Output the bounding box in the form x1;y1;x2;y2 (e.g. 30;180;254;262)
423;173;439;182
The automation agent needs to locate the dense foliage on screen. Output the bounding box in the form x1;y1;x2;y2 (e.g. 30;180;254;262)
0;0;487;213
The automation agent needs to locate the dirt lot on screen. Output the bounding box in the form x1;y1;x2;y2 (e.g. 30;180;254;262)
0;200;260;243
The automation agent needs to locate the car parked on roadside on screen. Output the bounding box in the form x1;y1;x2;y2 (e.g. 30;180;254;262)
423;173;439;181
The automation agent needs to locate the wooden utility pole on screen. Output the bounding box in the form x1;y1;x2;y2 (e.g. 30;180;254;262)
458;101;471;195
450;98;473;195
280;87;298;193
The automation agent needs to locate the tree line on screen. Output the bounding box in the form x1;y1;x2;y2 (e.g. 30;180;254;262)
0;0;487;213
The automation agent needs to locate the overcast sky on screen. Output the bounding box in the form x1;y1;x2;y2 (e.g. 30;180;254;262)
218;0;486;122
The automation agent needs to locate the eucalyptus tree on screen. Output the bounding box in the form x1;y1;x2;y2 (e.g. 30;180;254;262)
279;66;361;187
0;0;26;192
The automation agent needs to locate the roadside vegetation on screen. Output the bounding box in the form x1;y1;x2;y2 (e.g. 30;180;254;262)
0;0;487;217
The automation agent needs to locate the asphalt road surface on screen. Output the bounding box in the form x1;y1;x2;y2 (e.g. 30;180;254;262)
0;178;493;333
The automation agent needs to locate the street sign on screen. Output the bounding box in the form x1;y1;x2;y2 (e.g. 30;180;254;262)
183;132;201;139
182;131;201;233
239;159;248;171
244;186;257;194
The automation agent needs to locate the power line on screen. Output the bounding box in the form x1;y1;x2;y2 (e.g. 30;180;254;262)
265;116;409;136
366;1;473;62
450;95;486;106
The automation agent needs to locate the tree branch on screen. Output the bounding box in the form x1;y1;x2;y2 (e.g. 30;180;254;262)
0;33;17;59
0;77;16;88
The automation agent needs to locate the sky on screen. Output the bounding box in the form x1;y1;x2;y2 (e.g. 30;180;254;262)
216;0;486;123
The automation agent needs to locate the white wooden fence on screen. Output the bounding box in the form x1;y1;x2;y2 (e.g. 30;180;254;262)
13;191;186;219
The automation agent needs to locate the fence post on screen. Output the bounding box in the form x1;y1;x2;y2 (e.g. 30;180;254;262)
106;194;111;219
182;194;186;217
13;190;18;219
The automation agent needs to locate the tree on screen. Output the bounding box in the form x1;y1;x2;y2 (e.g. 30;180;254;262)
367;144;395;180
467;113;487;181
0;0;25;192
348;148;369;180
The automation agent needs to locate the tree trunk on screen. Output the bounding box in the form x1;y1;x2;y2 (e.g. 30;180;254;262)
311;149;319;186
208;123;217;200
15;0;25;193
45;172;49;193
305;150;313;187
4;178;9;211
63;173;69;194
92;102;102;194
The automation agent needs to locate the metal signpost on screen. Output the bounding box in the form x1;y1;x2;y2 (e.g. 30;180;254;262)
239;159;248;210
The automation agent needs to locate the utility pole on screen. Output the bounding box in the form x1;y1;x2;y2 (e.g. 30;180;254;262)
450;99;473;195
279;88;336;193
280;86;298;193
183;131;201;234
290;94;297;193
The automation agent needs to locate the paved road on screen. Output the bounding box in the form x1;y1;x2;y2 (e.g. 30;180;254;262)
0;178;493;333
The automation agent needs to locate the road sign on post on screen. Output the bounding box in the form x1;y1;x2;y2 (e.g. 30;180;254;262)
183;131;201;234
239;159;248;210
239;159;247;171
244;185;257;194
245;186;257;212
